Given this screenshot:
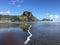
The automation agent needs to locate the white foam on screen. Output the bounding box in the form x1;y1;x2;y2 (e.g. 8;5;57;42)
24;25;32;44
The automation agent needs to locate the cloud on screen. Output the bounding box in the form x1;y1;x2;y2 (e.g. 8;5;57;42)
10;0;24;8
11;0;17;4
0;11;11;15
11;0;24;4
48;15;59;19
45;14;60;21
17;5;21;7
17;0;24;3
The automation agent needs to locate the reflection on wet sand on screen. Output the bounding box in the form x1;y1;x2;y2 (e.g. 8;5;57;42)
0;23;33;45
0;32;24;45
18;24;30;32
18;24;32;44
0;23;32;45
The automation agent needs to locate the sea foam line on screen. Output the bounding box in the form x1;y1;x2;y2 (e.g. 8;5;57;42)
24;25;32;44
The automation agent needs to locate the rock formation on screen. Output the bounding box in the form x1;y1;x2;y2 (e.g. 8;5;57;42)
13;11;38;22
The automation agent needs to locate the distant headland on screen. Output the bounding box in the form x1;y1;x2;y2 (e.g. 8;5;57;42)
0;11;53;23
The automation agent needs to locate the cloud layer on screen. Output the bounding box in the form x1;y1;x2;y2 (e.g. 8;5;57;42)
45;14;60;21
11;0;24;4
48;15;59;19
10;0;24;7
0;11;11;15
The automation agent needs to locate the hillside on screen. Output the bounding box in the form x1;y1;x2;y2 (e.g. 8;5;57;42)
12;11;38;22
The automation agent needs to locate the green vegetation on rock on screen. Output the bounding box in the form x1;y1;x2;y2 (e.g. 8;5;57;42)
18;24;29;32
12;11;38;22
0;11;53;22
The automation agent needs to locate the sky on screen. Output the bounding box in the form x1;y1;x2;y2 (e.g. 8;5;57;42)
0;0;60;21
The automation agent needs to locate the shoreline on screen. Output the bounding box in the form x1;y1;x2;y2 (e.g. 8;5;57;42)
0;21;60;24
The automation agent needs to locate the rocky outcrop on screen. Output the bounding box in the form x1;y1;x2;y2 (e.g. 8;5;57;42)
41;18;53;21
13;11;38;22
23;11;35;21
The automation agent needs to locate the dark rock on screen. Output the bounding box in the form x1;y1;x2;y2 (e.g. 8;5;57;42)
41;18;53;21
